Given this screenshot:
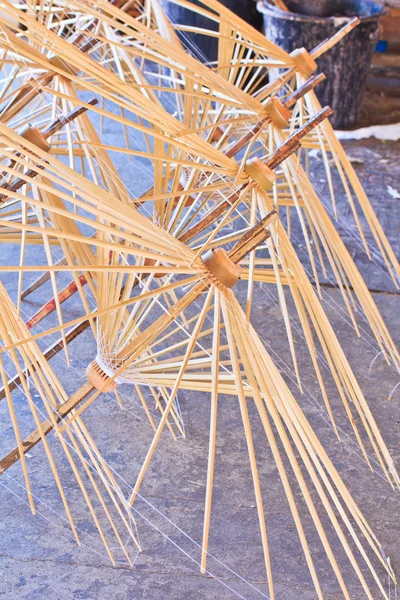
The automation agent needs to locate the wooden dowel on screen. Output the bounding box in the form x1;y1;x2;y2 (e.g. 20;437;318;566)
179;198;232;244
0;167;44;202
255;18;360;102
224;73;326;160
267;106;333;170
284;73;326;108
42;98;99;138
0;381;94;474
25;275;88;329
20;257;68;299
229;210;277;263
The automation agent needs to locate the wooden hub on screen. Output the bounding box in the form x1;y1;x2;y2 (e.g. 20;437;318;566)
245;157;276;192
211;126;224;142
143;257;164;278
176;180;195;207
263;97;291;129
20;126;51;153
290;48;318;77
86;360;118;392
202;248;242;289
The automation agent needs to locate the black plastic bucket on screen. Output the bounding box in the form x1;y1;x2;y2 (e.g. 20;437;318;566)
257;1;384;128
160;0;263;64
283;0;347;17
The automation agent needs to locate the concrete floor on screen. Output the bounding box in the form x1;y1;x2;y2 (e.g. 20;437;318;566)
0;110;399;598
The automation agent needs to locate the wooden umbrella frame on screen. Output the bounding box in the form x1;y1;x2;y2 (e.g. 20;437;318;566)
1;93;397;475
114;0;399;283
0;3;397;595
0;2;398;376
0;131;397;596
0;3;397;472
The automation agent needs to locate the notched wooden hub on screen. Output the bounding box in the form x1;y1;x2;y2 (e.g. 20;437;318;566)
245;157;276;192
202;247;242;289
86;360;118;392
143;257;165;278
20;126;51;152
290;48;317;77
263;97;291;129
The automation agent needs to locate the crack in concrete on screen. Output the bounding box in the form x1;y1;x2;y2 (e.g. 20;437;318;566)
316;280;400;296
0;551;269;585
0;552;386;598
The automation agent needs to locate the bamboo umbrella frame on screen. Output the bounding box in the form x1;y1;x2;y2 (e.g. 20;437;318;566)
62;0;397;302
0;8;398;463
1;92;399;478
0;49;199;430
137;0;400;284
0;113;187;437
0;124;397;597
5;0;397;293
96;0;400;287
0;3;396;338
0;17;254;433
0;280;142;565
0;2;397;593
8;0;394;324
4;2;400;402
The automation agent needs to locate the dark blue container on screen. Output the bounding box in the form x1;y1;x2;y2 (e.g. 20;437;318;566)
257;0;384;128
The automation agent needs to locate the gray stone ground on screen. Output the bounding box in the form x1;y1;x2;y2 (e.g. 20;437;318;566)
0;101;399;599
